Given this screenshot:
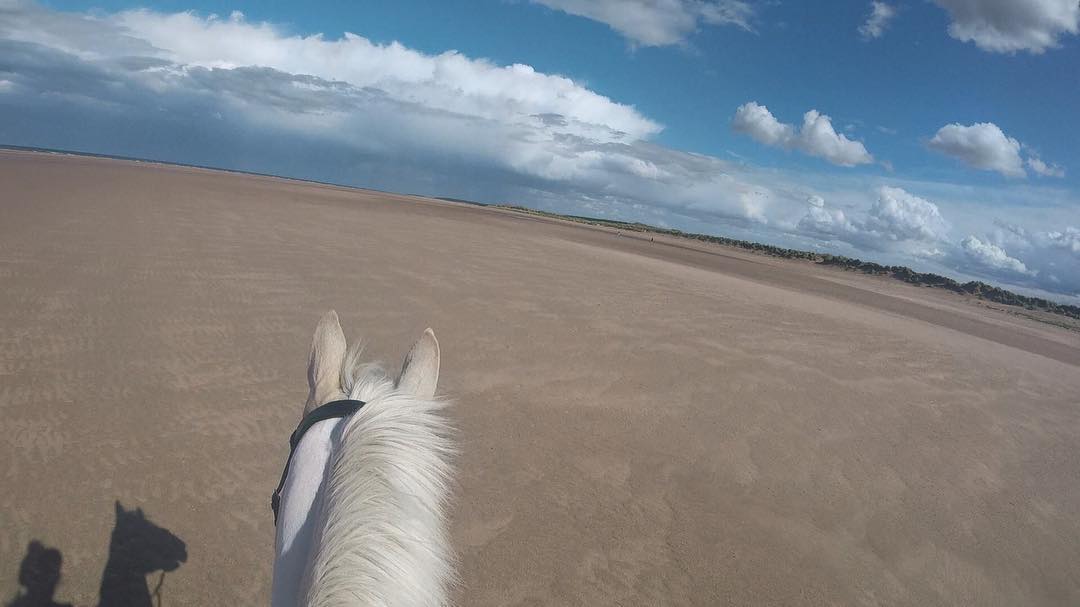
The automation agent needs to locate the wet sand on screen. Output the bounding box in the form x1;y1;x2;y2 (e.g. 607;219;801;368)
1;150;1078;606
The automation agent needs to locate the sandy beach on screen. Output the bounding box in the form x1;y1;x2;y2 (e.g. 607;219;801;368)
1;150;1078;606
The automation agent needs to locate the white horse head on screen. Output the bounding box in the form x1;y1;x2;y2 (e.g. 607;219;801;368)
272;311;455;607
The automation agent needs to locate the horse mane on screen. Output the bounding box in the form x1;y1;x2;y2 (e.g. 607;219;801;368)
302;342;456;606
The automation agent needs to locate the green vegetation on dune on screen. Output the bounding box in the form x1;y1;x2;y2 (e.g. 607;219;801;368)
491;204;1080;321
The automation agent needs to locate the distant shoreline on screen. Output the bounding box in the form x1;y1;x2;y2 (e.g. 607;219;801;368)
0;144;395;194
4;144;1075;322
474;204;1080;324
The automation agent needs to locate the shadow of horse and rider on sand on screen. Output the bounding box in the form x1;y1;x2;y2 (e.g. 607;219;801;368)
7;502;187;607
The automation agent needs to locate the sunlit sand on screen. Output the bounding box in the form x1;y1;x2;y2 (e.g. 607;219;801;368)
2;150;1078;606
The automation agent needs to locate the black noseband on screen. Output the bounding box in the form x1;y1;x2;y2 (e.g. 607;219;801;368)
271;399;367;525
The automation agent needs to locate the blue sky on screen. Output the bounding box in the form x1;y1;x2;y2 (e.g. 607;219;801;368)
3;0;1079;301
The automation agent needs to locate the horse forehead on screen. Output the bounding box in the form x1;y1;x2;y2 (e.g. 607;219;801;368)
272;417;347;607
277;418;346;545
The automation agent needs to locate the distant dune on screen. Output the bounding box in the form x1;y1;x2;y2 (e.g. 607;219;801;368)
2;150;1078;606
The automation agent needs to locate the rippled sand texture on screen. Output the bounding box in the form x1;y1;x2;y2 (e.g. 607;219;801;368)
1;151;1078;606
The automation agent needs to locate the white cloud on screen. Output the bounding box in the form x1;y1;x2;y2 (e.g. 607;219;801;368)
959;222;1080;291
960;235;1034;275
994;221;1080;261
927;122;1065;180
859;1;897;39
732;101;795;147
798;204;858;237
928;122;1025;178
1045;226;1080;256
733;102;874;167
1026;154;1066;178
531;0;754;46
799;110;876;167
797;186;949;250
868;186;950;242
932;0;1080;53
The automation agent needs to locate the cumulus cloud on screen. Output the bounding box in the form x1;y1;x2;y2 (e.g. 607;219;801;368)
859;1;897;39
733;102;874;167
1045;226;1080;256
531;0;754;46
931;0;1080;53
927;122;1065;179
960;235;1034;275
867;186;950;242
800;110;876;167
797;187;1079;297
928;122;1025;177
798;205;860;239
954;221;1080;292
732;101;795;147
797;186;949;251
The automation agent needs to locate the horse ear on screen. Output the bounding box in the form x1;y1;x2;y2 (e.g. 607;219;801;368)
115;501;124;518
396;328;440;398
306;310;347;415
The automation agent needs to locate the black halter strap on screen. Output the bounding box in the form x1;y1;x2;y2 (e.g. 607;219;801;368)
271;399;367;525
